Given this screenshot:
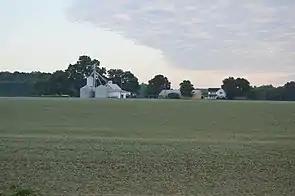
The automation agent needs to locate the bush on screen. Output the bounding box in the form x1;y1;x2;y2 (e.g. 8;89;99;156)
167;93;180;99
0;185;36;196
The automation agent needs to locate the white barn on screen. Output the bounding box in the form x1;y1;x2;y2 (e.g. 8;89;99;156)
95;81;131;99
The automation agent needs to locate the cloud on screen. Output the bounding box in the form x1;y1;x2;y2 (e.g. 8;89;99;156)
68;0;295;73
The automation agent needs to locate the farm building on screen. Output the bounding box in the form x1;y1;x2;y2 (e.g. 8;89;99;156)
158;89;203;99
95;81;131;99
207;88;226;99
80;64;131;99
158;89;180;98
191;89;203;99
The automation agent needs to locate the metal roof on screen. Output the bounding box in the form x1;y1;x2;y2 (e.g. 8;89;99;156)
208;88;221;92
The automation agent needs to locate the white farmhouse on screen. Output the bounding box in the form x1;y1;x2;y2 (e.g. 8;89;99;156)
207;88;226;99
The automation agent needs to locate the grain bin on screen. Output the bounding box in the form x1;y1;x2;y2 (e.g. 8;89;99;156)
80;85;94;98
95;85;109;98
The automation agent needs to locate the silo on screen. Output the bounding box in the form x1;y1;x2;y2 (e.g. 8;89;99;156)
86;76;94;87
95;85;109;98
80;85;94;98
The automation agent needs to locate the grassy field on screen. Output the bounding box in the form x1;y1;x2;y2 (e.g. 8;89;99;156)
0;98;295;195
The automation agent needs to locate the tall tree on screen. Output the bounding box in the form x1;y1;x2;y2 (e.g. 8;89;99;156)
222;77;251;99
146;74;171;97
283;81;295;101
221;77;237;100
107;69;124;87
65;55;106;96
121;71;140;94
138;83;148;98
179;80;194;97
107;69;140;94
235;77;251;97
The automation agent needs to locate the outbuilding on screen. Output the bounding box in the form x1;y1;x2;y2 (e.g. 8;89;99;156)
207;88;226;99
95;81;131;99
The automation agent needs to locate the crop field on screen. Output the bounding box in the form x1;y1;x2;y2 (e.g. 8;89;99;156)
0;98;295;195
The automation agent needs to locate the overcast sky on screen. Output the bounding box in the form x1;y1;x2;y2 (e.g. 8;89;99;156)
1;0;295;88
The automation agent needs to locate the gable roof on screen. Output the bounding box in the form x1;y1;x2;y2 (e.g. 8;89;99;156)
105;81;131;93
108;83;122;91
106;80;123;91
208;88;221;92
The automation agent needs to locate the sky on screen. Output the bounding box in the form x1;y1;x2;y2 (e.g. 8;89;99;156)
1;0;295;88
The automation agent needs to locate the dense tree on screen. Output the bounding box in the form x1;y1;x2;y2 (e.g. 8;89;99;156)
270;87;285;101
247;83;295;101
121;71;140;94
49;71;75;96
248;85;286;101
222;77;251;99
107;69;124;87
66;55;107;96
248;85;276;100
179;80;194;97
33;79;50;95
33;71;73;96
0;71;51;96
1;55;295;101
66;55;106;79
146;74;171;97
283;81;295;101
221;77;237;99
236;78;251;96
107;69;140;94
138;83;148;98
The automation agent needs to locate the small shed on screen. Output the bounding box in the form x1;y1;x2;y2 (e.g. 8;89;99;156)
191;89;203;99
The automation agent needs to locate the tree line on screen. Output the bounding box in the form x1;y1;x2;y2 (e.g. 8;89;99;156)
0;55;294;101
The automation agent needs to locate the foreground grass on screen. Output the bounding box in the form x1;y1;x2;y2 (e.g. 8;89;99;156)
0;98;295;195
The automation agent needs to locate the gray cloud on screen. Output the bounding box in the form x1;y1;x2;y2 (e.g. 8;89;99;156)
69;0;295;73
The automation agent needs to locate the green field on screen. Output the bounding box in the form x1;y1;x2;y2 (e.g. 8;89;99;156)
0;98;295;195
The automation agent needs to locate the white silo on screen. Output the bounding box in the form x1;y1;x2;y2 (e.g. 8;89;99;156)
80;85;94;98
95;85;109;98
79;76;95;98
87;76;94;87
80;63;113;99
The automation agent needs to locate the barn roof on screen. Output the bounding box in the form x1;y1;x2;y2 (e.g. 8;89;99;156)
108;83;122;91
208;88;221;92
106;81;131;93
